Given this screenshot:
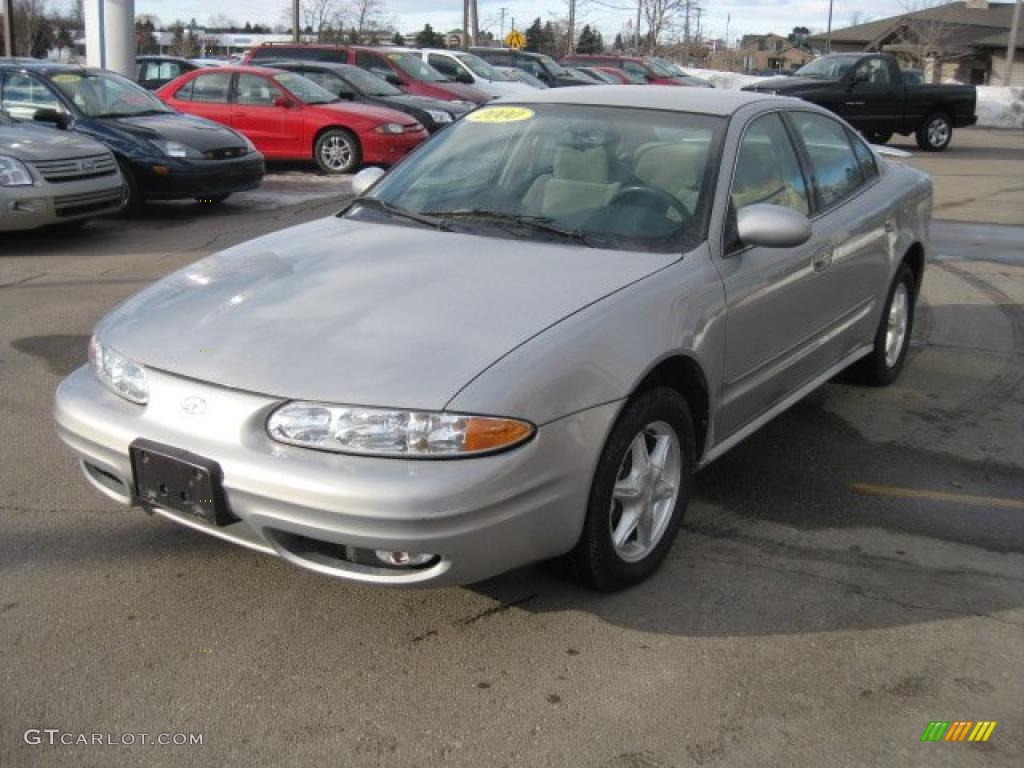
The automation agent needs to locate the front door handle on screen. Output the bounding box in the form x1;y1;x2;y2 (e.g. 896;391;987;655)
812;247;834;272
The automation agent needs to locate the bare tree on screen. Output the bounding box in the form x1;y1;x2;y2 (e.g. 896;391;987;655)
888;1;963;80
349;0;387;38
281;0;346;36
641;0;685;55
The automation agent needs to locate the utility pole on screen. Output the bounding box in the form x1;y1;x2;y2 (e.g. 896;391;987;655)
463;0;468;49
635;0;641;54
1006;0;1022;85
683;0;692;65
499;6;508;41
696;6;702;45
826;0;833;54
292;0;300;42
471;0;479;47
3;0;15;56
567;0;576;55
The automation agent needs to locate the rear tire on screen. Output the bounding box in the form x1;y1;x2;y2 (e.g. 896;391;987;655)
115;157;144;216
314;129;361;174
569;387;694;592
849;263;916;386
915;112;952;152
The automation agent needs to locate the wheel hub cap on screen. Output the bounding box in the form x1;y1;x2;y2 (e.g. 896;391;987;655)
928;119;949;147
321;137;351;170
609;421;682;563
885;283;909;367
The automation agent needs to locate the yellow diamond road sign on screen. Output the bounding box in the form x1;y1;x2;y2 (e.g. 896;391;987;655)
505;30;526;50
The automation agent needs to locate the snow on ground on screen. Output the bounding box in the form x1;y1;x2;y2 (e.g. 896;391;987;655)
975;86;1024;130
688;67;1024;129
234;169;352;209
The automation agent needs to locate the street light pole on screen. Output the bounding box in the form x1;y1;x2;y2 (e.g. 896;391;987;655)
3;0;14;57
826;0;833;54
1006;0;1022;85
292;0;300;42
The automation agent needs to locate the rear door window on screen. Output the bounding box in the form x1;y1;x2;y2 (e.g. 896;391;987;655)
789;111;865;208
184;72;232;103
428;54;460;78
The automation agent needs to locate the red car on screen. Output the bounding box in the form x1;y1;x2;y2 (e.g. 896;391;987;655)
244;44;490;106
590;66;645;85
156;66;428;174
561;55;690;85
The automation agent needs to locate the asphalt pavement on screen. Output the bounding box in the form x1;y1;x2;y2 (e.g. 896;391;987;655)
1;131;1022;768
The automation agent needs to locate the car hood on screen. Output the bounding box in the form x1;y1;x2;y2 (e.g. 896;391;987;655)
313;101;422;124
103;113;246;150
0;122;108;160
743;76;837;93
97;216;676;409
426;81;489;103
382;94;471;116
472;79;534;97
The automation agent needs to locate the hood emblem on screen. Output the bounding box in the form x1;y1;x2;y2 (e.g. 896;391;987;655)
180;396;207;416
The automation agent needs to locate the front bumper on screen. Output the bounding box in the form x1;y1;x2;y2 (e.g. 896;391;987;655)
132;154;265;201
54;365;617;586
360;129;429;165
0;176;125;232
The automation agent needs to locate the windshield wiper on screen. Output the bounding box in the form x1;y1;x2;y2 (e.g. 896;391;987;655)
346;196;451;231
423;209;597;247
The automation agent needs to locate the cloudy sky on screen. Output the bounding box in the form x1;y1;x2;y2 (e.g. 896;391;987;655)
62;1;905;44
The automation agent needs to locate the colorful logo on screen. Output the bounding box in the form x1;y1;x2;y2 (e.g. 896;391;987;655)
920;721;997;742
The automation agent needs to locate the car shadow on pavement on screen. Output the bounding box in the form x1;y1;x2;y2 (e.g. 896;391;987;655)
471;386;1024;638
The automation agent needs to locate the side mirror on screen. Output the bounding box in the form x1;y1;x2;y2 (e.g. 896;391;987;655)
33;108;70;129
351;166;386;197
337;90;355;100
385;73;403;86
273;96;294;109
736;204;812;249
454;71;474;84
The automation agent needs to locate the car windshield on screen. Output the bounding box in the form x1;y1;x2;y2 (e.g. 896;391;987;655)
536;54;568;76
388;52;448;82
794;56;858;79
646;59;677;76
339;66;402;96
48;71;172;117
272;72;339;104
456;53;507;81
348;104;723;253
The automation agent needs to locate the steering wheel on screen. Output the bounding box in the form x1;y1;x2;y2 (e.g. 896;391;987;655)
609;185;691;222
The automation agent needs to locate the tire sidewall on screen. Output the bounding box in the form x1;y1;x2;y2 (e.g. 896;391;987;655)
115;157;143;215
871;265;916;385
574;387;695;591
315;129;360;175
918;113;952;151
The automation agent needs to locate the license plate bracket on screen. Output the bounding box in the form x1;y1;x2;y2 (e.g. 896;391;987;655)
129;439;232;526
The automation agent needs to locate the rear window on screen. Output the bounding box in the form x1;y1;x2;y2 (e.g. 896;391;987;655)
250;46;347;64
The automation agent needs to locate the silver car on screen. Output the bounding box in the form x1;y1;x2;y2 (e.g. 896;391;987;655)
1;110;124;231
54;88;932;590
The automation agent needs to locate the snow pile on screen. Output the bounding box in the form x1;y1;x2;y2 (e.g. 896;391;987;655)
686;68;769;90
974;86;1024;129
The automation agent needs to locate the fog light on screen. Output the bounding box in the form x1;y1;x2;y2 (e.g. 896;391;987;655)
152;165;170;175
375;550;435;568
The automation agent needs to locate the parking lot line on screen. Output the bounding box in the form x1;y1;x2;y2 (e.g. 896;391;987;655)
850;482;1024;510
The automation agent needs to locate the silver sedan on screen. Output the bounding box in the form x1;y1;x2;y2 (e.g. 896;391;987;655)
54;87;932;590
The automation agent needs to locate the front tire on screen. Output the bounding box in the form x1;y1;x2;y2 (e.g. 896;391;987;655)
569;387;694;591
915;112;952;152
314;129;361;174
849;263;916;386
116;157;144;216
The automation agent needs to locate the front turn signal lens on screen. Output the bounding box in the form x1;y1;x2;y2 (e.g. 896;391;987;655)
463;417;534;453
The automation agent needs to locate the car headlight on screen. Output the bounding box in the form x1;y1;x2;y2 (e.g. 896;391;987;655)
0;155;33;186
267;402;534;458
426;109;453;124
375;122;409;134
151;140;202;159
236;132;257;154
88;335;149;404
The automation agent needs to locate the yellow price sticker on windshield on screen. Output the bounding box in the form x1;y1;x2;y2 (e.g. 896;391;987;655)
51;74;82;83
465;106;535;124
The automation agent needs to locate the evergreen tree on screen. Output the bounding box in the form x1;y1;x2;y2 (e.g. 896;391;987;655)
392;31;405;45
525;17;543;52
577;25;598;54
414;24;445;48
613;32;624;52
541;21;558;56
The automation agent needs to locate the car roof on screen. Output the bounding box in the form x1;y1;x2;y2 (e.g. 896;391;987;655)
180;64;289;76
0;60;94;74
493;85;783;116
259;60;356;71
471;47;544;59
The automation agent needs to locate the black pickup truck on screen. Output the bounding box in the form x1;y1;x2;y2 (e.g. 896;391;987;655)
742;53;977;151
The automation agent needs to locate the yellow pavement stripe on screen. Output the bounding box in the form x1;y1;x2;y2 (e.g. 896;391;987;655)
850;483;1024;510
980;721;997;742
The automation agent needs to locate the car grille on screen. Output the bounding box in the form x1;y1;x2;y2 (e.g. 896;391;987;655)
54;187;124;218
32;153;118;183
203;147;249;160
